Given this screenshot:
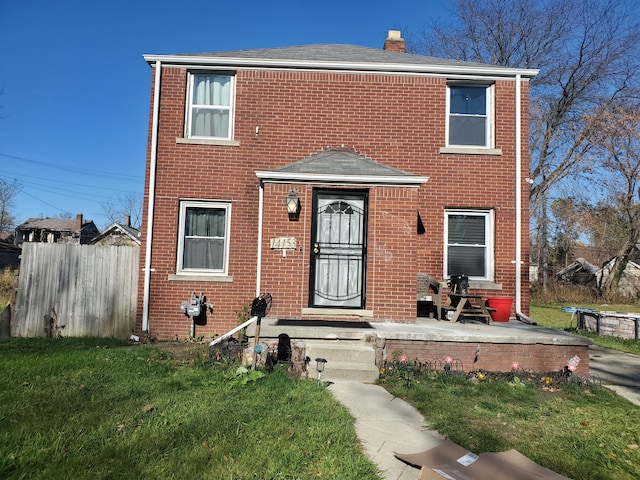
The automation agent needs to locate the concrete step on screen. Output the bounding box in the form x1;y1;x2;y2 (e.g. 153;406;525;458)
305;342;379;383
312;361;380;383
305;342;375;364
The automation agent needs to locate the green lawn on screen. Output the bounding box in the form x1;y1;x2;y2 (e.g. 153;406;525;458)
383;367;640;480
3;301;639;480
0;338;381;480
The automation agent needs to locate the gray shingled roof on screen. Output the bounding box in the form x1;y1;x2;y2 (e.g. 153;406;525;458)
256;147;428;186
274;147;415;177
184;44;474;68
145;43;538;77
17;217;83;232
90;222;141;245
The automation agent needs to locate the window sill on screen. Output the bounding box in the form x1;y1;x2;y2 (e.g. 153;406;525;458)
168;274;234;282
176;137;240;147
439;147;502;156
302;308;373;317
469;280;502;290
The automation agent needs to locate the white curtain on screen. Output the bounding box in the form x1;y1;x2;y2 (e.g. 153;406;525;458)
191;75;230;138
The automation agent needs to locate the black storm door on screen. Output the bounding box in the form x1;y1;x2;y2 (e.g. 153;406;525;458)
309;190;368;308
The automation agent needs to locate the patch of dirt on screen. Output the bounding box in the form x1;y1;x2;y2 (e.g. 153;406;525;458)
154;341;209;362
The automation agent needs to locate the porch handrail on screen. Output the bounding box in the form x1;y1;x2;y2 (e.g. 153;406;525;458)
209;316;258;346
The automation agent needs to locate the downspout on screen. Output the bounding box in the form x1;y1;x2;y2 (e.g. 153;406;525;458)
514;74;534;324
142;60;162;334
256;181;264;296
209;181;263;347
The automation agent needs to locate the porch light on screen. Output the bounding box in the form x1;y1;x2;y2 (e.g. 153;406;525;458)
315;357;327;387
286;190;300;215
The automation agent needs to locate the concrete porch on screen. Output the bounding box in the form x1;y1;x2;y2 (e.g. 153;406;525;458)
247;317;592;383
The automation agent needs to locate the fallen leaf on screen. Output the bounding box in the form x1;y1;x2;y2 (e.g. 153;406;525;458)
628;444;639;450
142;404;155;413
202;440;209;449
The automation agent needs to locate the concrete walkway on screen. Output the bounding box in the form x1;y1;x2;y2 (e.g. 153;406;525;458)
589;345;640;406
329;382;442;480
329;346;640;480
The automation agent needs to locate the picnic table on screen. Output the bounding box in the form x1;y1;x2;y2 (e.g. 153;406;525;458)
443;294;494;324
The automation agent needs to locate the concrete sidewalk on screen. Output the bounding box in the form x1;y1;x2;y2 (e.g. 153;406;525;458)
589;345;640;406
329;382;442;480
329;346;640;480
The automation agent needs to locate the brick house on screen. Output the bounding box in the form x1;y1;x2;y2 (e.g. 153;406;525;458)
138;31;538;340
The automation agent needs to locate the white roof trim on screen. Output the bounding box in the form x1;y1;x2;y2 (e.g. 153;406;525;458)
143;54;539;78
256;171;429;187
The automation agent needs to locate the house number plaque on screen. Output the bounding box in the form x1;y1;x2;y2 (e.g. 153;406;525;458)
270;237;297;257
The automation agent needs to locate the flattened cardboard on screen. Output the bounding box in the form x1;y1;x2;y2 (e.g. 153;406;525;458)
395;440;571;480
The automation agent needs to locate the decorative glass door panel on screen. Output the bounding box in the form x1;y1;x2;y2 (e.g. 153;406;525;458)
310;191;367;308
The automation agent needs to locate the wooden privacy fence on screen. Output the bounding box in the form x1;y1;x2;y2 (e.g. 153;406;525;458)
13;243;139;339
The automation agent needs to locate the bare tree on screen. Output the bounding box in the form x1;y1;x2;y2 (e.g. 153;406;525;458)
102;193;142;229
0;179;20;234
583;103;640;295
410;0;640;286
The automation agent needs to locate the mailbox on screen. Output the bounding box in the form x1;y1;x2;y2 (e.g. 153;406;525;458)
251;293;272;317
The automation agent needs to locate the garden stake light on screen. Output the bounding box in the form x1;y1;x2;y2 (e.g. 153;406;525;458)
315;358;327;387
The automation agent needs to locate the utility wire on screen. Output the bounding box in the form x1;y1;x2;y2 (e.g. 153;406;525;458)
0;152;142;182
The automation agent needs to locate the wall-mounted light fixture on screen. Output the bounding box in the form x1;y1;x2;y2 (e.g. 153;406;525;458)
286;190;300;215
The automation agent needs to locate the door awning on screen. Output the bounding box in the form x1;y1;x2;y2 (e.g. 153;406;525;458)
256;147;428;187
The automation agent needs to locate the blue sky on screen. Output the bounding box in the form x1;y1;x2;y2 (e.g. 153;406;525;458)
0;0;448;230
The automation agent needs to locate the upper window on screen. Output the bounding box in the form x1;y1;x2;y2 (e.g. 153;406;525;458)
187;74;234;140
177;201;231;275
447;85;492;148
444;209;494;280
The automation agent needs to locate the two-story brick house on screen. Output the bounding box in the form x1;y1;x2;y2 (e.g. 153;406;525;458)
138;31;538;341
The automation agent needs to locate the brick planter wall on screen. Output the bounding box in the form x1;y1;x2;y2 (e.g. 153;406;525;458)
384;339;590;376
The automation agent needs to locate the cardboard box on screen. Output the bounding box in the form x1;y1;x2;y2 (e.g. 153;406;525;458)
395;440;571;480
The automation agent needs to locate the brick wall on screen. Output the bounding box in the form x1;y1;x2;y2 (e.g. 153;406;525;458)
384;339;590;376
137;65;531;339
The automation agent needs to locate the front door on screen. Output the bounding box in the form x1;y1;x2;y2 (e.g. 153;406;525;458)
310;190;368;308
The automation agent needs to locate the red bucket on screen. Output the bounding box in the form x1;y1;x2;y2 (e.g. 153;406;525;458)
486;297;513;322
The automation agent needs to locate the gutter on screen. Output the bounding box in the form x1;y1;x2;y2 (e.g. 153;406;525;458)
513;74;536;325
255;171;428;187
142;53;539;79
141;60;162;334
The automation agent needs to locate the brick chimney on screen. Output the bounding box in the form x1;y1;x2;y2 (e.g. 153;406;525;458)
383;30;405;53
75;213;83;231
124;215;131;227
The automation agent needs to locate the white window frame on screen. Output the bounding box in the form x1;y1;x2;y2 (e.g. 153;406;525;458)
445;84;494;149
444;209;494;281
186;72;235;141
176;200;231;276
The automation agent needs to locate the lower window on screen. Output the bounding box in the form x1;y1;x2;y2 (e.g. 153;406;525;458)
445;209;493;280
177;200;230;274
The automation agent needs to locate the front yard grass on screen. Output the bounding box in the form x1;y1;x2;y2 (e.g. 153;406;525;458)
0;338;381;480
383;368;640;480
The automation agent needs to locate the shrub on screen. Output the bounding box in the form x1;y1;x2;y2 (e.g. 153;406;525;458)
0;266;17;309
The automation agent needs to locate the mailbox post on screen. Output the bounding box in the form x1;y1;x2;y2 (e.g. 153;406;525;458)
250;293;272;370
